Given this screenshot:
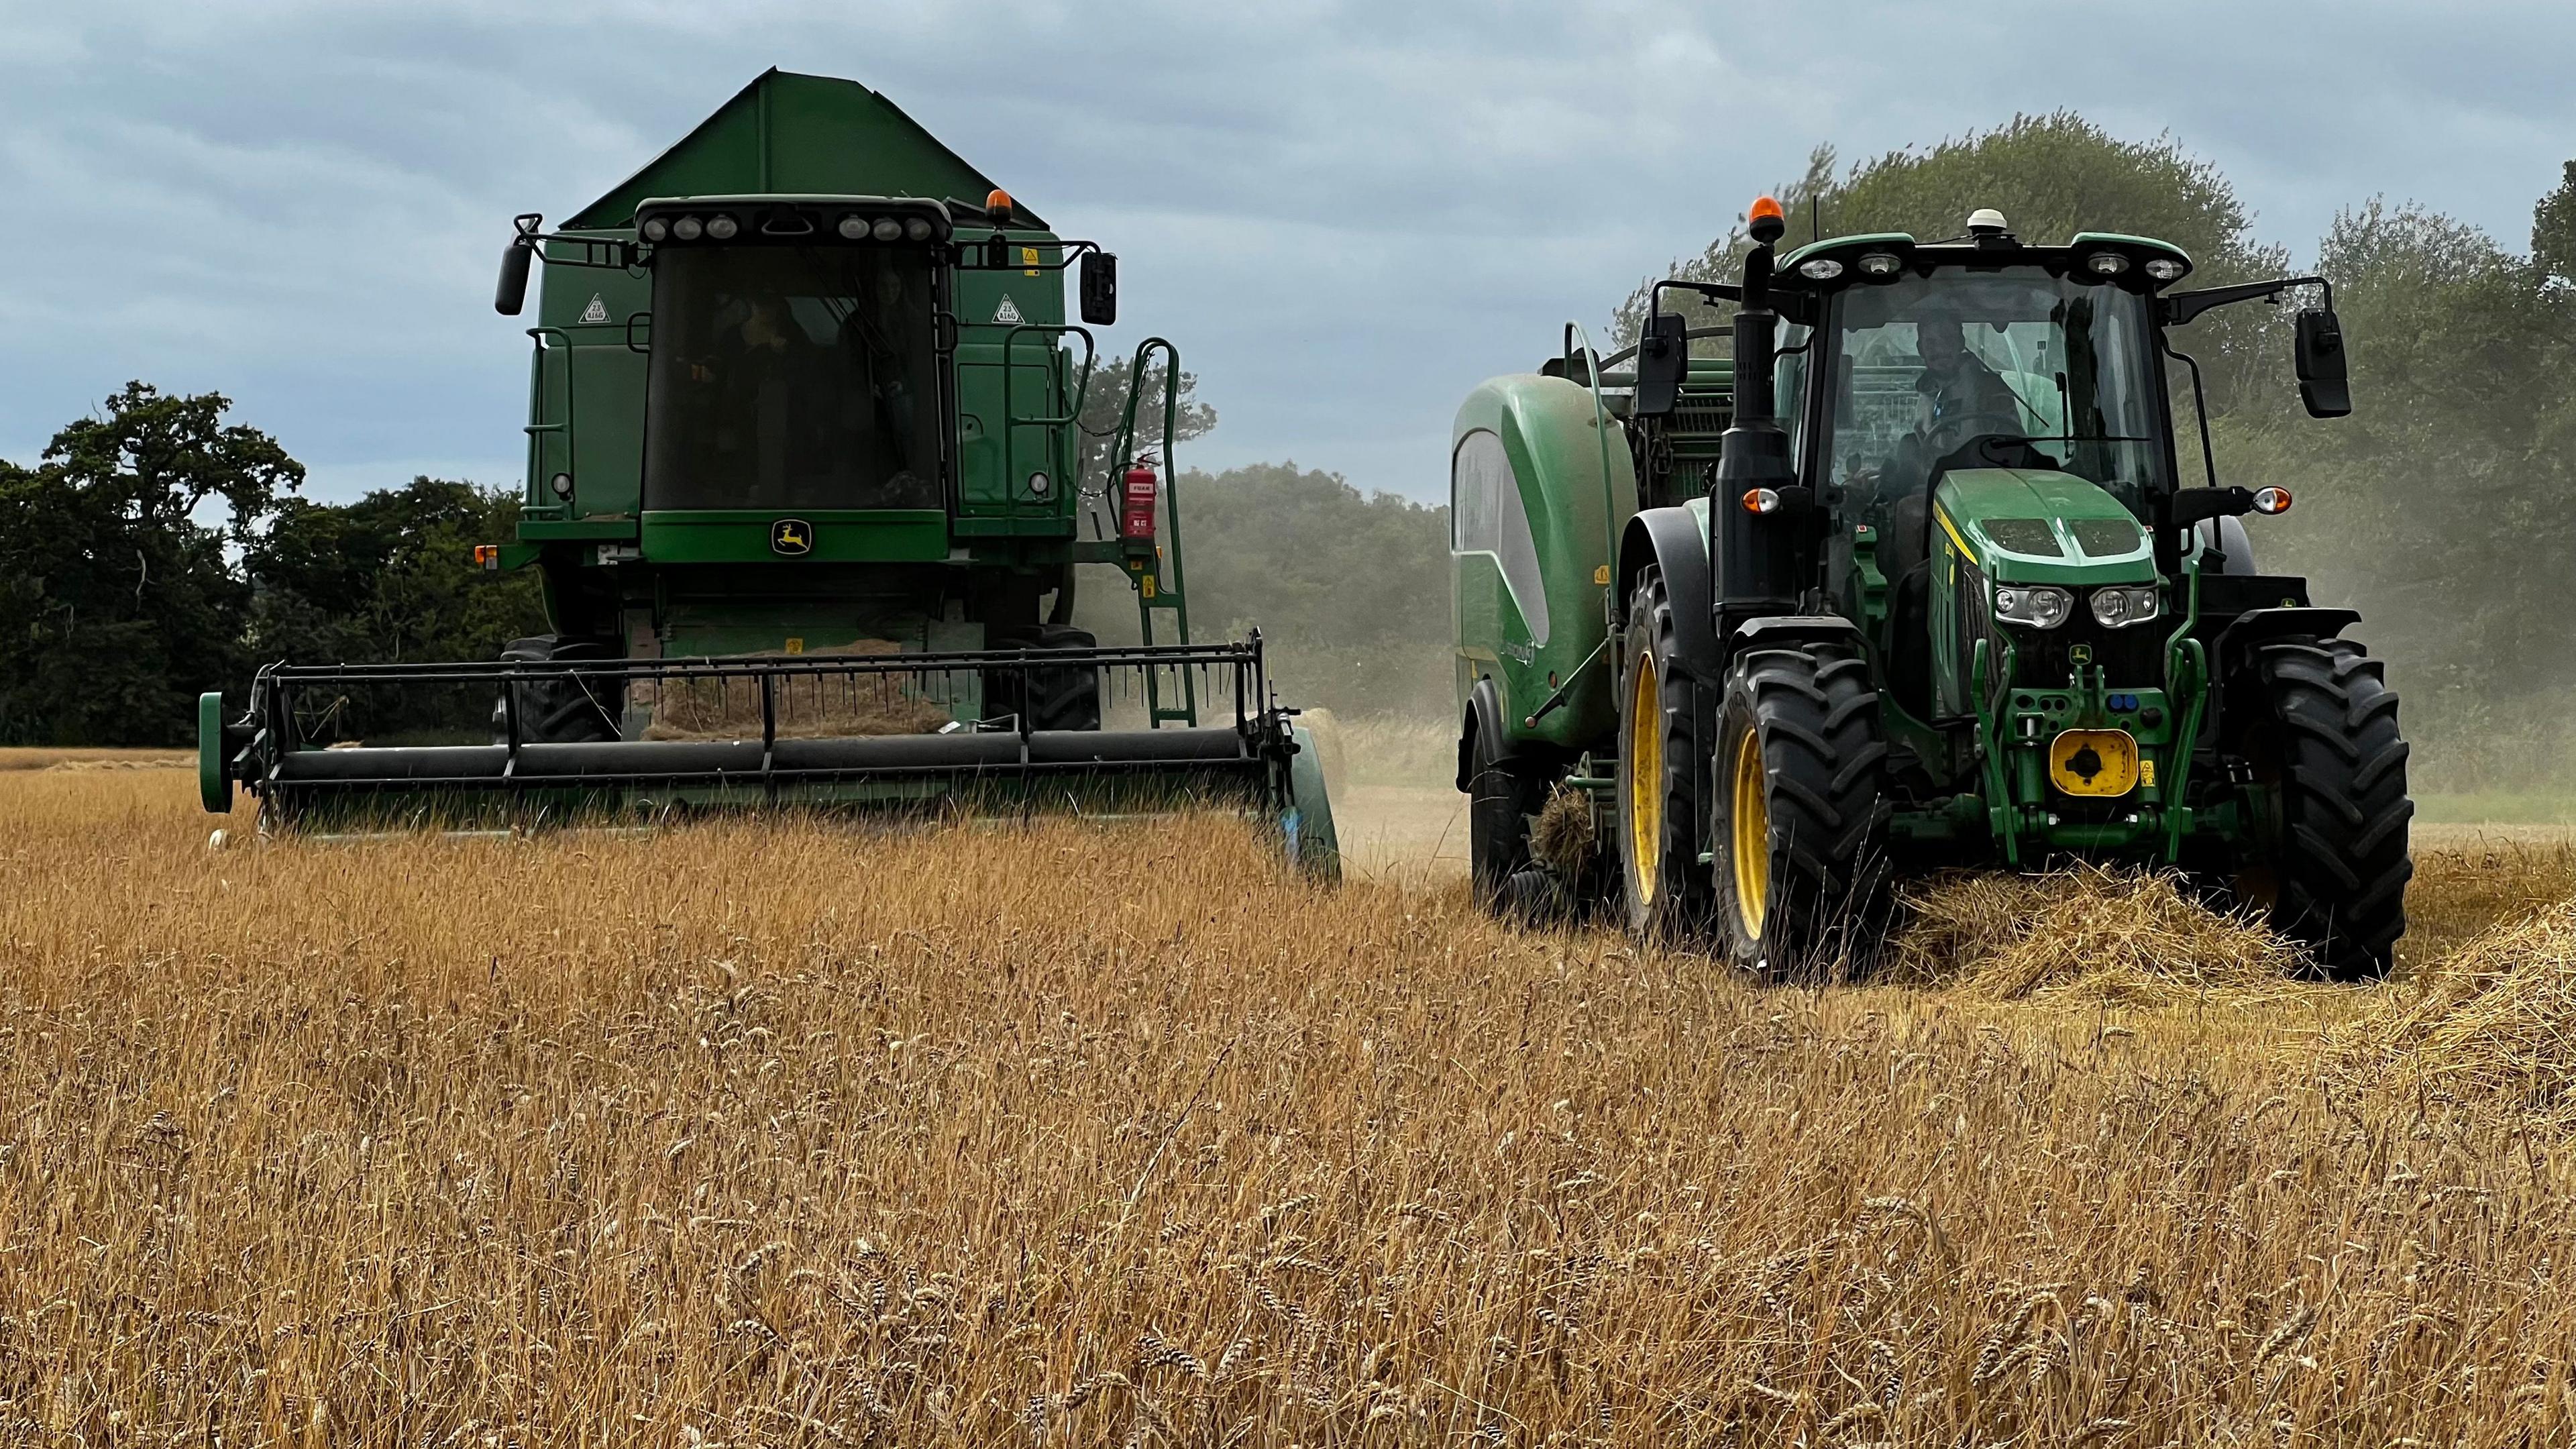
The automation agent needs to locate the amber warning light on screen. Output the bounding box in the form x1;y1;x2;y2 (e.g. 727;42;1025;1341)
474;544;500;570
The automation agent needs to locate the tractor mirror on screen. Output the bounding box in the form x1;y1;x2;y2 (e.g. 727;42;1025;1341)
495;239;534;317
1633;311;1688;417
2294;307;2350;418
1079;251;1118;327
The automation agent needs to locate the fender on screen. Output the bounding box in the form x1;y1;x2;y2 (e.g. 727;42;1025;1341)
1457;675;1509;792
2214;605;2359;666
1731;614;1866;653
1615;506;1717;680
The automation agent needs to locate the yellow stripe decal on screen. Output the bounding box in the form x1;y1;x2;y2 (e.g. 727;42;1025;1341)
1933;506;1977;560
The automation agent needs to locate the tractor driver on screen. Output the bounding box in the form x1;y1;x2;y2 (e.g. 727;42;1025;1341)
1868;317;2032;592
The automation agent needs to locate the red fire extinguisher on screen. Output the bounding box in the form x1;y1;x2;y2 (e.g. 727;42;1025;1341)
1120;461;1159;543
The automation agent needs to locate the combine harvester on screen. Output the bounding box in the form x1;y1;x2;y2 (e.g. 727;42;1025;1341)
1452;199;2408;976
199;70;1336;873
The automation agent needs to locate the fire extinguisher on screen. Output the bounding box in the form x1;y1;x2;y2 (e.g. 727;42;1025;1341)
1120;460;1159;545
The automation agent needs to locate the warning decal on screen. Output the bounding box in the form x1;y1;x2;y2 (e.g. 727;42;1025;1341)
991;294;1024;325
580;294;610;325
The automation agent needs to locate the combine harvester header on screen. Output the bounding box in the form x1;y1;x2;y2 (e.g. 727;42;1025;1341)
199;70;1336;871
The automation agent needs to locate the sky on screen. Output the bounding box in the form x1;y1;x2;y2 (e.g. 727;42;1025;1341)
2;0;2569;504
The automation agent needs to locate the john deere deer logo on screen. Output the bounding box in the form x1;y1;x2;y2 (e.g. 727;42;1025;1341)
771;519;813;556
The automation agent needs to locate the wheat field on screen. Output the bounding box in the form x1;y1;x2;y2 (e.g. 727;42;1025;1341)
5;767;2576;1446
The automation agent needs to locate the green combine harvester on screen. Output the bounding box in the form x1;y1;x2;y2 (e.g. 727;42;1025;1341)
198;70;1336;873
1453;199;2408;977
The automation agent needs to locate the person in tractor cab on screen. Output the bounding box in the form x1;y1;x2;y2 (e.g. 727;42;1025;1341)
1913;318;2025;446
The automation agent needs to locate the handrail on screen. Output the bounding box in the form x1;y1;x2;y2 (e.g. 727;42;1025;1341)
1108;338;1196;724
997;323;1095;522
523;326;578;514
1565;321;1621;629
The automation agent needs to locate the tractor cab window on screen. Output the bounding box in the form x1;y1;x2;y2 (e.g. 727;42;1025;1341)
1819;268;2167;529
645;246;943;513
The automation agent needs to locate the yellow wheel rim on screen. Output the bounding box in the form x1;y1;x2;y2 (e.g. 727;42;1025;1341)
1627;653;1662;906
1731;722;1770;938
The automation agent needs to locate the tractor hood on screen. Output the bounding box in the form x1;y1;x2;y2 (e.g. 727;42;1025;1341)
1929;469;2153;586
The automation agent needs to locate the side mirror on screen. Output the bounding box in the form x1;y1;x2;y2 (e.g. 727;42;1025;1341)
495;241;534;317
1079;251;1118;327
2294;307;2350;418
495;213;541;317
1633;311;1687;417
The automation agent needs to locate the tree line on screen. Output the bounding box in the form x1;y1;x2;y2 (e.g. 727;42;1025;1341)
12;120;2569;787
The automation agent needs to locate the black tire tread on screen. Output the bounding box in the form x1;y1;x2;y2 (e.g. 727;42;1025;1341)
1715;645;1894;979
2251;639;2412;981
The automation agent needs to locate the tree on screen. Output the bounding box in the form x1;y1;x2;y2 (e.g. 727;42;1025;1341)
0;384;301;745
1072;352;1216;539
1075;462;1452;716
1614;113;2289;407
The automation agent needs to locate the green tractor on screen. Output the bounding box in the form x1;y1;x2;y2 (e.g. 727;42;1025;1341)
199;70;1336;872
1453;199;2408;978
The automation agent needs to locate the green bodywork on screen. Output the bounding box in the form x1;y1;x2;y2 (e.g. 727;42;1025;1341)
1457;226;2300;867
509;69;1184;688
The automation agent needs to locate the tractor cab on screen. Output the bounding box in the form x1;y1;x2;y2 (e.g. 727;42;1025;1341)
1758;225;2194;720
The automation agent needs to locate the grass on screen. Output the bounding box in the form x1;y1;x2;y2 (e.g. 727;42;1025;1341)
5;770;2576;1444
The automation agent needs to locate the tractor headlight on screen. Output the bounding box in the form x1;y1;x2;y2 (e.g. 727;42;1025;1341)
640;217;669;242
1798;257;1844;280
2088;586;2163;629
1992;584;2074;629
2085;252;2131;276
839;215;869;240
871;217;903;241
2144;257;2189;282
905;217;934;241
1856;252;1902;277
705;214;739;240
672;215;703;241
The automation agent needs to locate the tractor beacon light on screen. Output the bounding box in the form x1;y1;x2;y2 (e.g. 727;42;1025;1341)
1121;464;1159;542
2253;486;2293;515
985;188;1014;218
1748;195;1786;243
1741;488;1782;515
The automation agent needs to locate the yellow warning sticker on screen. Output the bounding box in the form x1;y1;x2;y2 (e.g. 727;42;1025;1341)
784;638;805;655
2140;757;2157;788
1593;564;1611;586
1142;576;1157;599
1022;246;1040;277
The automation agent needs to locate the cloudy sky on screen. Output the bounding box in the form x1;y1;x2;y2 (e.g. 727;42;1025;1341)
3;1;2567;503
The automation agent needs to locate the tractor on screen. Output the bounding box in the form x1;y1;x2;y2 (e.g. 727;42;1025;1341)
1452;199;2408;978
198;70;1336;873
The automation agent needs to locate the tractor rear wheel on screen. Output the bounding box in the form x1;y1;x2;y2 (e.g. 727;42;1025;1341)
1467;715;1546;916
1709;646;1892;980
2237;638;2412;981
495;635;622;744
1615;567;1710;937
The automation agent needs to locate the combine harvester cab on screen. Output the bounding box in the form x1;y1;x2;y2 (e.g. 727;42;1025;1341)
199;70;1336;876
1454;201;2407;977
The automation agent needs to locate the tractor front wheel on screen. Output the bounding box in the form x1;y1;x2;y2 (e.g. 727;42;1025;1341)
2236;638;2412;981
1467;716;1547;916
1615;567;1710;938
1709;646;1893;980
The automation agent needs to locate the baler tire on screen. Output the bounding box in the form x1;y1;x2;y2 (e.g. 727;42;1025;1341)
2240;639;2413;981
1614;567;1711;938
1467;716;1546;916
1709;645;1893;981
496;636;621;745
